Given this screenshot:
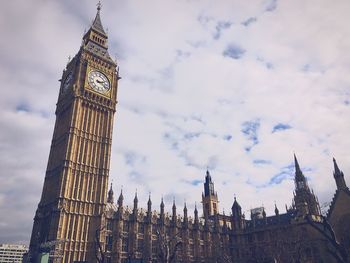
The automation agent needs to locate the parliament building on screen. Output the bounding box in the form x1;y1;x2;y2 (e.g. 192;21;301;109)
27;5;350;263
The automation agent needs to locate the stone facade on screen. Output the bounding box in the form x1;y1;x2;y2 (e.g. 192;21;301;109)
27;5;350;263
28;5;119;263
103;157;348;263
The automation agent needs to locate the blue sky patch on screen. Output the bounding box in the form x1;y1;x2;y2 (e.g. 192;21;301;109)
269;171;291;185
213;21;232;39
265;0;278;12
272;123;292;133
16;102;30;112
241;119;260;145
253;159;271;165
242;17;257;27
223;44;246;59
223;135;232;141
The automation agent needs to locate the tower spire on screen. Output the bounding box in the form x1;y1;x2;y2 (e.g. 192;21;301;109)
294;154;308;190
333;158;348;191
92;1;106;35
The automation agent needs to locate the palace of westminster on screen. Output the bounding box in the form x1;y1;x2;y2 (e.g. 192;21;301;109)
26;4;350;263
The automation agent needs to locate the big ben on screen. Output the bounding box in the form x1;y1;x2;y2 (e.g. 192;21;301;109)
28;4;119;263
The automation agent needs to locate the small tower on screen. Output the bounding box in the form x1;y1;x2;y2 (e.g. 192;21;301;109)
107;183;114;204
293;154;320;217
333;158;349;191
231;196;244;230
202;169;219;219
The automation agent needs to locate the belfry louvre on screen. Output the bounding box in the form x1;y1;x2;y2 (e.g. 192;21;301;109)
27;4;350;263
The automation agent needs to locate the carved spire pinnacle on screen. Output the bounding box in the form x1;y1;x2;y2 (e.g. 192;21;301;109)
118;188;124;207
294;154;304;180
92;1;106;35
275;203;279;216
333;157;348;190
147;192;152;209
294;154;308;190
107;183;114;203
133;190;138;210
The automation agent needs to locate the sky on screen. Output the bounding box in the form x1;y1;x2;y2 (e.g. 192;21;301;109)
0;0;350;244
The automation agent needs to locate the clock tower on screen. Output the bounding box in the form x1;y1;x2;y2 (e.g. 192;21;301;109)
28;4;119;263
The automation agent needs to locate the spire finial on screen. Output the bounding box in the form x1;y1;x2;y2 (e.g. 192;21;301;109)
294;153;301;172
333;157;341;174
97;1;102;11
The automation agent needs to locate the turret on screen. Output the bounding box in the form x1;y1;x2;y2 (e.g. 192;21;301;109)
231;196;243;230
333;158;348;191
293;155;320;217
202;169;219;218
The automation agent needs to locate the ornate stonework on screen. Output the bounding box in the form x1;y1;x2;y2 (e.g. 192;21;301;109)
27;6;349;263
28;6;119;263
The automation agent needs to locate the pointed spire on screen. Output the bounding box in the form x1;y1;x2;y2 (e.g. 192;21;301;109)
204;169;215;196
294;154;304;180
275;203;279;216
160;197;165;215
333;158;348;190
118;188;124;207
172;198;176;212
184;201;188;214
294;154;309;191
92;1;107;35
107;183;114;203
147;193;152;210
133;190;138;209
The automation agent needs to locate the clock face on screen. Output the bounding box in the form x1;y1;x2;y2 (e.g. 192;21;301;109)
88;70;110;93
62;72;73;93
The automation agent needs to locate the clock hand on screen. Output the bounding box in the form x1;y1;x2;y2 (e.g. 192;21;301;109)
96;79;104;84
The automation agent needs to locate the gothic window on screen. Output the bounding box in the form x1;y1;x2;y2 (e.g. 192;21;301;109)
189;243;194;256
152;240;158;255
105;235;113;251
137;238;144;252
152;225;157;235
107;220;113;231
122;237;129;252
138;223;144;234
123;221;129;232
